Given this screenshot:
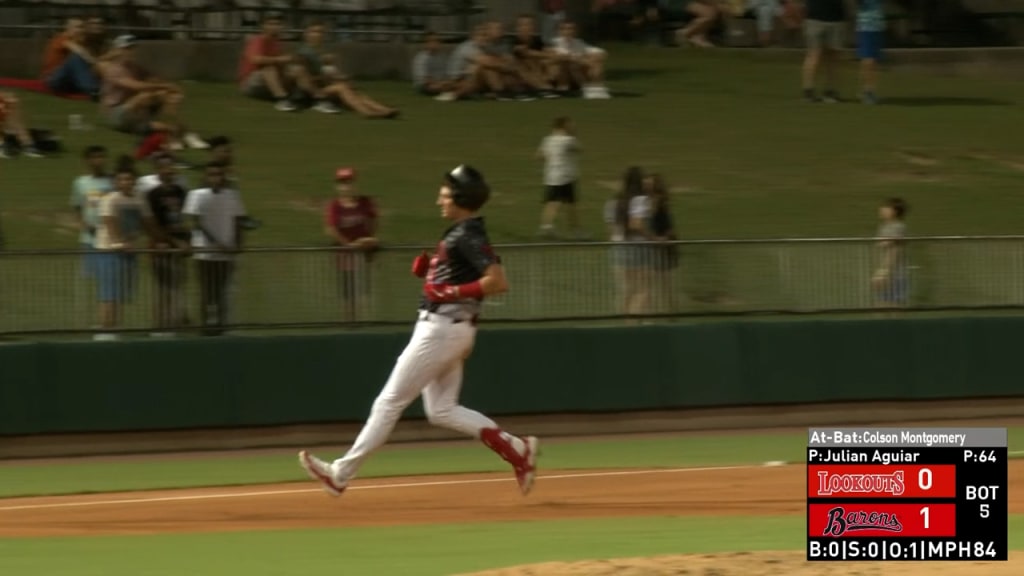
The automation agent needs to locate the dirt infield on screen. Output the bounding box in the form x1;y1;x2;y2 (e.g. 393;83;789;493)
1;459;1021;574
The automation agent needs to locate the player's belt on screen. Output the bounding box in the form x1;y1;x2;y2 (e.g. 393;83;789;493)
418;310;477;326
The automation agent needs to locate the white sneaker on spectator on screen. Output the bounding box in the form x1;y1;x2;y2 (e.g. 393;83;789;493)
313;101;341;114
274;100;297;112
149;332;176;338
591;85;612;99
434;92;457;102
183;133;209;149
93;333;119;342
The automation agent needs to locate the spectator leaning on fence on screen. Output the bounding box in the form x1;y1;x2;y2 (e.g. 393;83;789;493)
97;35;209;150
144;153;192;335
0;92;43;159
184;161;247;337
607;166;649;319
872;197;909;308
238;14;300;112
40;18;101;99
550;21;611;99
642;172;680;313
412;31;453;97
293;22;400;118
324;167;379;322
93;156;157;341
71;145;113;282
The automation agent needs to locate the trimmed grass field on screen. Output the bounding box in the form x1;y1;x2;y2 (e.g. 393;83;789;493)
4;46;1024;334
1;430;1021;575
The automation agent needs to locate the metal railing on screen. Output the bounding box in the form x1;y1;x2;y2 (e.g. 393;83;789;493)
3;235;1024;338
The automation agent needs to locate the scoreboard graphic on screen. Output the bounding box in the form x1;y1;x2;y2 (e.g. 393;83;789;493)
806;427;1008;561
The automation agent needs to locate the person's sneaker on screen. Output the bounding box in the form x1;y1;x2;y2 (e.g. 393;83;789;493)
540;90;561;99
516;93;537;102
590;85;612;99
21;146;44;158
274;99;297;112
298;450;347;497
183;133;209;149
434;91;457;102
822;90;841;103
313;101;341;114
514;436;540;496
862;91;880;105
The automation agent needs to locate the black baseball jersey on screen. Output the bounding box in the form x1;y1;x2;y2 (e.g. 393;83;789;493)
420;216;500;319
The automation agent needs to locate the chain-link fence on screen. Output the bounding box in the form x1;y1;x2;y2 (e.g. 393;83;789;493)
3;236;1024;337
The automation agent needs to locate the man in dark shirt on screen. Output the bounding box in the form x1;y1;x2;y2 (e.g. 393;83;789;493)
144;153;190;333
802;0;849;102
298;164;540;500
511;14;560;97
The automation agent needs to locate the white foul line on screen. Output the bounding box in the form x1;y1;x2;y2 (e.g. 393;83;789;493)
0;464;761;513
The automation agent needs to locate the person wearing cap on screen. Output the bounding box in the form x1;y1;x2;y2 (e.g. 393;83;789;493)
96;34;209;150
324;168;379;321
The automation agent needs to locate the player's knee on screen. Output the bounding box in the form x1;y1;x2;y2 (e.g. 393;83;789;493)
425;405;455;428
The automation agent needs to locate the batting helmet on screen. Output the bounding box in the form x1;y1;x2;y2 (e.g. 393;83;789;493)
443;164;490;211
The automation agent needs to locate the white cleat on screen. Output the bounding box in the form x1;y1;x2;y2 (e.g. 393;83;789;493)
515;436;539;496
298;450;346;497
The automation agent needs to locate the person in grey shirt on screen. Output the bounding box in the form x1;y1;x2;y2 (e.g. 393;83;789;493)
872;197;910;307
411;31;452;96
802;0;849;102
436;25;506;101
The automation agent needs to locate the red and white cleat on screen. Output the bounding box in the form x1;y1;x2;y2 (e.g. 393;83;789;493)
514;436;540;496
298;450;347;497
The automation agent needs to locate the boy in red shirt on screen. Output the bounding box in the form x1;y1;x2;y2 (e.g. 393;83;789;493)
238;15;298;111
324;167;378;321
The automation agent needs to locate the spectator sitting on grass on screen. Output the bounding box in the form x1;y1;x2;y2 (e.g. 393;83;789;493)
97;35;209;150
93;156;158;341
412;31;453;97
293;22;400;118
549;21;611;99
435;25;511;102
238;14;300;112
511;14;562;98
0;92;44;158
479;20;554;100
324;167;379;322
39;17;101;99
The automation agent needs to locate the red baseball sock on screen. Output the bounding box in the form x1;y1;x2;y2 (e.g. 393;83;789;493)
135;132;167;160
480;428;527;468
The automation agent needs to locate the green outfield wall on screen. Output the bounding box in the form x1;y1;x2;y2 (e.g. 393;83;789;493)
1;316;1021;436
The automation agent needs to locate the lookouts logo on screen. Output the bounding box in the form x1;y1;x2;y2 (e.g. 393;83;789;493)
817;470;905;496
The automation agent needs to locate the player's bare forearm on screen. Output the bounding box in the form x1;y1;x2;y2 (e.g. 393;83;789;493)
479;264;509;295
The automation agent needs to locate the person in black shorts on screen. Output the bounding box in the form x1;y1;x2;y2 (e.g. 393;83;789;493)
143;153;191;333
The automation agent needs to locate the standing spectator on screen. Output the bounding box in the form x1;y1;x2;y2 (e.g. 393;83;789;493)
801;0;847;102
412;31;453;97
40;18;101;98
540;0;567;44
93;157;155;341
184;161;247;336
855;0;885;104
872;197;909;308
550;21;611;99
144;154;192;335
238;14;299;111
324;167;379;322
0;92;44;158
610;166;651;320
71;145;112;282
643;173;679;313
135;151;191;204
536;116;582;239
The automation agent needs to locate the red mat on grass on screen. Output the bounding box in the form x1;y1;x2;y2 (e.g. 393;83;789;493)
0;77;90;100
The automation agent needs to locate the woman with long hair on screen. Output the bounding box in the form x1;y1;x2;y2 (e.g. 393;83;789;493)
644;172;679;314
610;166;653;320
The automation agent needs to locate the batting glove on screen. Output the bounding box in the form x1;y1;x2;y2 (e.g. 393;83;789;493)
411;251;430;278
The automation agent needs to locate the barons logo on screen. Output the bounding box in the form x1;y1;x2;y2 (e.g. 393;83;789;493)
823;506;904;536
817;470;905;496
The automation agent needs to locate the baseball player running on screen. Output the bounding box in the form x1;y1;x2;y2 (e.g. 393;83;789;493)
299;165;540;497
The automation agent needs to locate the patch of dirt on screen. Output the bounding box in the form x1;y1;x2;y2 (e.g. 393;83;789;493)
452;551;1024;576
